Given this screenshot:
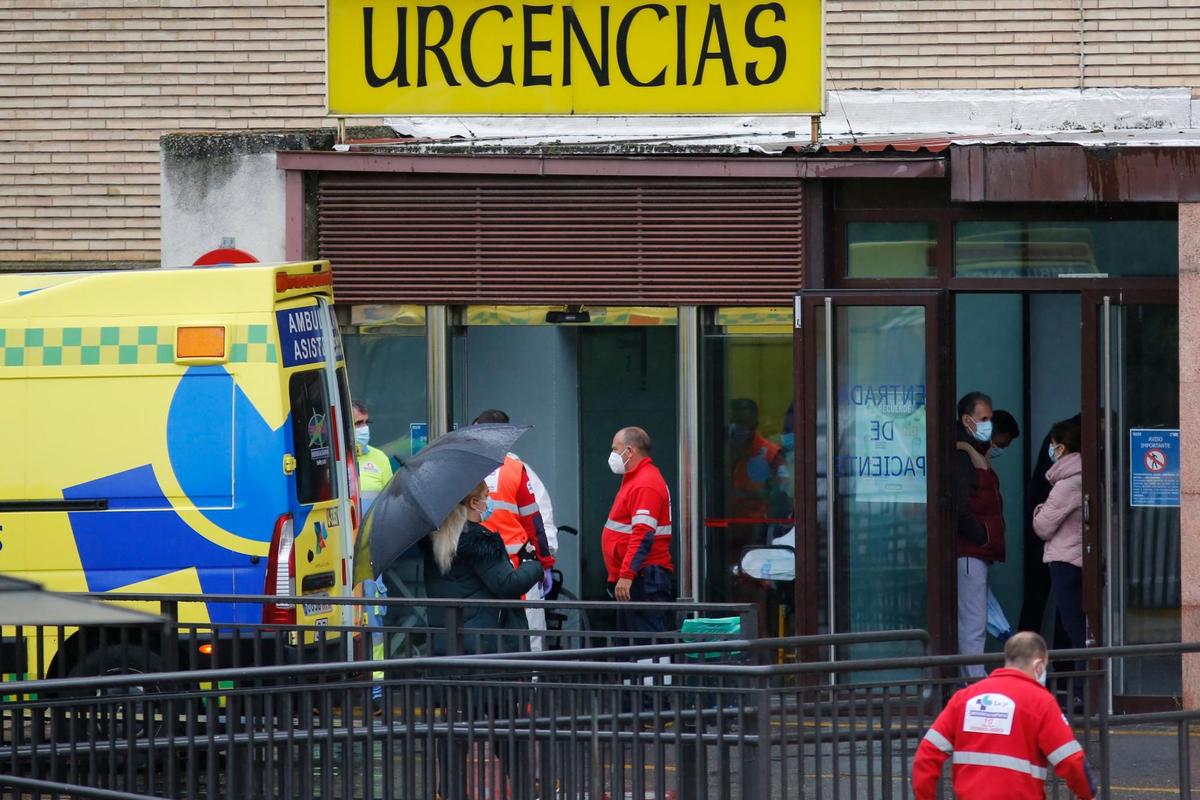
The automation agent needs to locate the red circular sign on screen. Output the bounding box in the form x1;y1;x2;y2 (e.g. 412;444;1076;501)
1144;449;1167;472
193;247;259;266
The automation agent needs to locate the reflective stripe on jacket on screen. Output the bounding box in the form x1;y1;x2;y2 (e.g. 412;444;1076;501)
912;668;1093;800
483;455;554;570
602;457;673;582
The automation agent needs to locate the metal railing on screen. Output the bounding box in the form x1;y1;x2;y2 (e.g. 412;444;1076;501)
3;613;1200;799
2;593;759;681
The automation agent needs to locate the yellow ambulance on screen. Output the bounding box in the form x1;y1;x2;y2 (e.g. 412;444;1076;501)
0;260;360;676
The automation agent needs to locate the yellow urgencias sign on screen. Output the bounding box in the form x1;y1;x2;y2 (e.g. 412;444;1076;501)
327;0;823;116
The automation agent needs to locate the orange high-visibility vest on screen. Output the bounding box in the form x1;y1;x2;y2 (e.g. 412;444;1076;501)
483;455;553;569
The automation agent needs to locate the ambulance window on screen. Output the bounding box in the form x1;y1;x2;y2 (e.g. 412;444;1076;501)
289;370;336;504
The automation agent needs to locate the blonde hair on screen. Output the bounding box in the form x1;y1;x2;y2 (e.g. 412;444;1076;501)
430;482;488;574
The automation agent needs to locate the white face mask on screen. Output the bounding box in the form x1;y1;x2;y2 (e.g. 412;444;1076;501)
608;448;628;475
971;419;993;443
354;424;370;450
1036;662;1048;686
989;445;1006;458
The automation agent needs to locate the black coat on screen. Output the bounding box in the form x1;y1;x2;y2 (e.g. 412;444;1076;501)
422;521;542;654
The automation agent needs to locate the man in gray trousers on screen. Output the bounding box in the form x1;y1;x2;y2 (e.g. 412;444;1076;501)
952;391;1007;679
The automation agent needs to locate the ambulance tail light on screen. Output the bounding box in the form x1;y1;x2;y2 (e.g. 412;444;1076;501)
263;514;296;625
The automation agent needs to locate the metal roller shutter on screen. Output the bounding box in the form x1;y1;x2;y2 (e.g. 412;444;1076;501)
318;173;803;305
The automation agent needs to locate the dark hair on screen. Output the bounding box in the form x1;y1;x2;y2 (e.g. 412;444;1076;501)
472;409;510;425
957;391;993;420
352;401;368;416
731;398;759;417
992;410;1020;440
618;426;652;454
1050;417;1082;454
1004;631;1048;668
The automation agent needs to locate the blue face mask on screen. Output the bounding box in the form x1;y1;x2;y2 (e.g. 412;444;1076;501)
972;419;993;443
479;497;495;522
1048;443;1061;463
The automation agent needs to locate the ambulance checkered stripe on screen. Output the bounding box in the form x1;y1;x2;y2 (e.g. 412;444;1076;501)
0;324;276;367
1046;740;1082;766
951;752;1048;780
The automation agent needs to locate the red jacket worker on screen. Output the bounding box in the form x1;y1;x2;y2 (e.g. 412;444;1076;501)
601;426;674;638
913;631;1094;800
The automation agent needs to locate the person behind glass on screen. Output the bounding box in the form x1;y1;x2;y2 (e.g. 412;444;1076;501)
352;401;394;511
1033;418;1086;661
423;481;544;655
602;427;675;640
989;410;1021;461
1019;414;1080;654
954;391;1007;679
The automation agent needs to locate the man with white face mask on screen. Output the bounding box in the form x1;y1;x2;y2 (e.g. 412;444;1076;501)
954;391;1006;678
601;426;675;640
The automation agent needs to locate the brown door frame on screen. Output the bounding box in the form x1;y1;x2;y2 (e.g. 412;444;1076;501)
794;289;951;655
1080;288;1179;661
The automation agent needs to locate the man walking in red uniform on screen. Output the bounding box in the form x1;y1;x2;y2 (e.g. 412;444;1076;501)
602;426;674;638
913;632;1095;800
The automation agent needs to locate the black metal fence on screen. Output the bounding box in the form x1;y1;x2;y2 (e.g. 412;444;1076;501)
5;620;1200;800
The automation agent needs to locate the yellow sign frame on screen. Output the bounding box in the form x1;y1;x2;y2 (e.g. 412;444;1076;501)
327;0;824;116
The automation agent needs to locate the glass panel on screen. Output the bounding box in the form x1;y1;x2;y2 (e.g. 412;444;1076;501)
829;305;929;664
700;317;795;635
1107;304;1180;696
289;369;336;505
343;328;428;465
955;294;1025;647
464;306;678;326
955;221;1177;278
847;222;937;279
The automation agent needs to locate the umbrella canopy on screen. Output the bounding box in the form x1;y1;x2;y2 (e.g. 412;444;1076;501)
354;423;531;583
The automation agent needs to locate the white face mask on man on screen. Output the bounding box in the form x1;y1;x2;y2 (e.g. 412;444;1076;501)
608;448;629;475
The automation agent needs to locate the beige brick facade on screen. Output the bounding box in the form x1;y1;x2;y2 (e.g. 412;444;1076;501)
1;0;1198;266
826;0;1200;90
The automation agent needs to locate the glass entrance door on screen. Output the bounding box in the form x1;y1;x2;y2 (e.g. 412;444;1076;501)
1083;290;1180;700
797;292;948;658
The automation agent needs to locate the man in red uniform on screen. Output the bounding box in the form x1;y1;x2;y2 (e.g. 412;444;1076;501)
913;631;1095;800
602;426;674;638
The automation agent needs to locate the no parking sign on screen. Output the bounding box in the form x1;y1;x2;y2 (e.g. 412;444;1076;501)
1130;428;1180;508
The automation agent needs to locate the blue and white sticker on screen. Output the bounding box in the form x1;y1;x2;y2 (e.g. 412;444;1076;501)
963;693;1016;735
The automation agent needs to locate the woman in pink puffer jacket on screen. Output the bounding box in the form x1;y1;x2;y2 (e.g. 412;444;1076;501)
1033;418;1085;653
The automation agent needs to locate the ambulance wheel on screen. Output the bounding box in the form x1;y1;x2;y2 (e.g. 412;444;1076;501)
64;645;171;745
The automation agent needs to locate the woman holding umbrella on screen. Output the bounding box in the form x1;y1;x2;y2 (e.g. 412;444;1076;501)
423;481;544;655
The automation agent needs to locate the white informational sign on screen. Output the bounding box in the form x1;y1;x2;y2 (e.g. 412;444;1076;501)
839;383;928;505
962;693;1016;736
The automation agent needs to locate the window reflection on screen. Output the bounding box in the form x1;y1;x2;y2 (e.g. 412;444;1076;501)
702;309;795;636
343;311;429;469
955;221;1177;278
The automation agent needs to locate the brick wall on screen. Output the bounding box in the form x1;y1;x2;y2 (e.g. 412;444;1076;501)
0;0;340;267
827;0;1200;90
1;1;1198;267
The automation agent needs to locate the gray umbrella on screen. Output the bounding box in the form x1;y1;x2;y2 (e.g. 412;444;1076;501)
354;423;531;582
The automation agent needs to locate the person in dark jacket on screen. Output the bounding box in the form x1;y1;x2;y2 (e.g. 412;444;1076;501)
953;391;1006;678
423;481;544;655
